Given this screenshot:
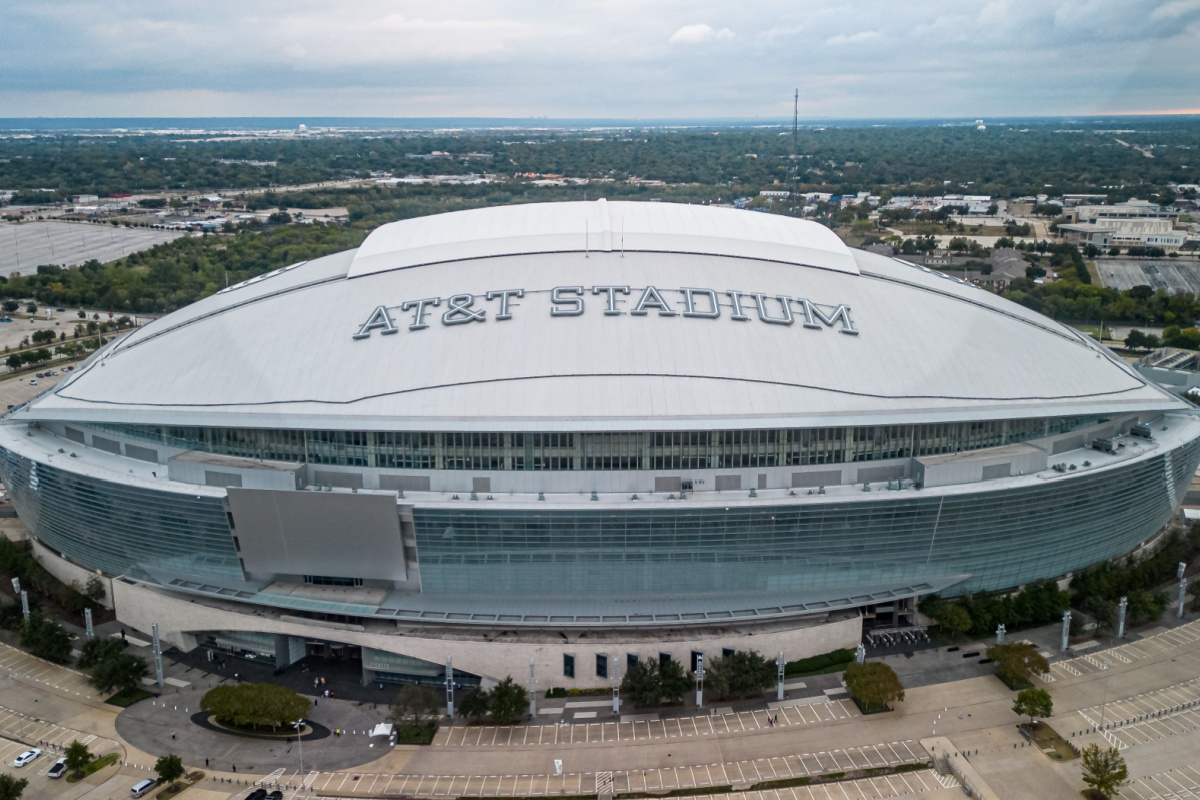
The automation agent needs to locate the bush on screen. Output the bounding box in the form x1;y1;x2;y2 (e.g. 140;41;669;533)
703;650;775;701
784;649;855;678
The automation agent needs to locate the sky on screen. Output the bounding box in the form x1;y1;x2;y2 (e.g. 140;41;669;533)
1;0;1199;120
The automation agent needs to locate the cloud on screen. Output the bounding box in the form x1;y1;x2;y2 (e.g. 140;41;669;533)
1151;0;1200;19
668;24;735;45
825;30;881;46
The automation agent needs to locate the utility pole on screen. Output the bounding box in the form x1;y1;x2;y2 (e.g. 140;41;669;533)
1061;610;1072;652
996;624;1005;645
152;623;164;686
445;656;454;719
776;651;786;701
1179;562;1188;619
528;658;537;717
695;654;704;709
1117;596;1128;639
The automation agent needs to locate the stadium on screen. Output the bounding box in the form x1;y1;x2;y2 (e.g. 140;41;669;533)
2;199;1198;688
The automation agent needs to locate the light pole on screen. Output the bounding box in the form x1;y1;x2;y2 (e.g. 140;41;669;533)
1097;659;1114;732
695;655;704;710
293;718;304;781
610;653;619;716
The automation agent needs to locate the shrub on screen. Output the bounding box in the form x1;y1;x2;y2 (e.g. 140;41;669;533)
784;649;855;678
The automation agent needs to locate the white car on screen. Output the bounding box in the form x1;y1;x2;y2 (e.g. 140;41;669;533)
13;748;41;767
28;379;38;386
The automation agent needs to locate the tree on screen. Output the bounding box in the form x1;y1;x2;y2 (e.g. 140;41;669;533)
986;643;1049;689
489;676;527;725
388;683;439;731
84;576;105;603
64;740;92;778
621;659;663;709
1;300;17;313
842;662;905;713
1080;744;1128;799
928;600;972;638
704;650;774;701
1012;687;1053;728
89;652;150;694
0;775;28;800
201;683;310;730
25;303;36;314
76;637;125;669
457;688;491;723
658;658;692;705
19;614;71;663
154;754;185;789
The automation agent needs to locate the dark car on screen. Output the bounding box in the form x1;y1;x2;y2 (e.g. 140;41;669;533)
246;789;268;800
266;792;283;800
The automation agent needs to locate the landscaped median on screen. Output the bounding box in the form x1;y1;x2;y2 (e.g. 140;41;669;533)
64;752;118;783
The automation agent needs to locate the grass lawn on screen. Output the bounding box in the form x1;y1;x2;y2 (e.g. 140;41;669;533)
1025;721;1078;762
65;752;118;783
105;688;156;707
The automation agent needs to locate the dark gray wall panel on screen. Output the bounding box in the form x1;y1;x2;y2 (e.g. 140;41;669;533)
227;489;405;582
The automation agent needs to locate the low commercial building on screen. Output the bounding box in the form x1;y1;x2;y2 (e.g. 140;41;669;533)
1059;219;1187;251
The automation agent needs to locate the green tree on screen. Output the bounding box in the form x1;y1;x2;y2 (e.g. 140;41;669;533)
388;683;439;731
25;303;36;314
987;643;1049;689
1012;687;1053;728
64;740;92;778
489;676;527;725
621;659;663;709
704;650;774;701
457;688;491;723
154;754;185;789
19;614;71;663
928;601;972;638
76;637;125;669
89;652;149;694
0;774;28;800
658;658;692;705
1;301;18;313
843;662;905;713
1080;744;1128;799
201;683;310;730
84;576;105;603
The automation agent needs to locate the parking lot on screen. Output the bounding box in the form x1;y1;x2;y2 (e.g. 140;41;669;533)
1124;761;1200;800
0;221;184;276
0;704;121;760
1073;675;1200;750
1098;259;1200;294
436;699;857;748
301;739;936;798
0;641;100;701
1037;619;1200;685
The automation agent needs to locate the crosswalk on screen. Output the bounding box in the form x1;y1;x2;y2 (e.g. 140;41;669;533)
437;699;858;747
298;740;929;798
1039;619;1200;684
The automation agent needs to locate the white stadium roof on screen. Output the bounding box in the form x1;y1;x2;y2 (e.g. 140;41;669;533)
22;200;1182;432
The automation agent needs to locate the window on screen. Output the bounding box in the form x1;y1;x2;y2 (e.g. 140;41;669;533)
596;653;608;679
563;653;575;679
690;650;703;671
627;653;639;671
302;575;363;587
722;648;735;658
659;652;671;668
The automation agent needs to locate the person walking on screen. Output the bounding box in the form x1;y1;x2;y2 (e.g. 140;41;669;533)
205;758;209;768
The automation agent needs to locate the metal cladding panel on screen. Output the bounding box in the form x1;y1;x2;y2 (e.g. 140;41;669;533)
347;199;860;277
20;202;1182;432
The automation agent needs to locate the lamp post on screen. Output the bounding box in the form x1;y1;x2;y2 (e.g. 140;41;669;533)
293;718;304;780
695;655;704;710
1097;660;1114;733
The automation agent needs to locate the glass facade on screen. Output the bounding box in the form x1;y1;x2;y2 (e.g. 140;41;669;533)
2;431;1196;619
89;416;1105;471
412;437;1200;603
0;448;241;584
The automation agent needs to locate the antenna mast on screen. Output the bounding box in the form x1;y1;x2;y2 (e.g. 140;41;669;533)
792;88;799;153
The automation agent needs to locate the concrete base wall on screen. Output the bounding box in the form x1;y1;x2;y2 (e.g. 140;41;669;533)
107;578;861;686
30;539;114;609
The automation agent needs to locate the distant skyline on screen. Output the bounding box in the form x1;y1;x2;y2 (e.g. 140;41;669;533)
2;1;1199;119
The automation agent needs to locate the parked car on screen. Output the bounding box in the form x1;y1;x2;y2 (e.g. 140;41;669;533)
266;792;283;800
245;789;268;800
131;779;157;798
48;757;68;778
13;748;42;767
28;379;38;386
65;365;75;371
35;373;43;378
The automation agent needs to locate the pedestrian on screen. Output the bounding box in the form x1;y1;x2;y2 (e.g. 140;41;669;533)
314;699;318;707
205;758;209;768
232;765;236;773
773;714;778;725
171;731;176;740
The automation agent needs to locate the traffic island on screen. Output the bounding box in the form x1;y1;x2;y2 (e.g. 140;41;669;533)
1020;721;1079;762
189;711;331;741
